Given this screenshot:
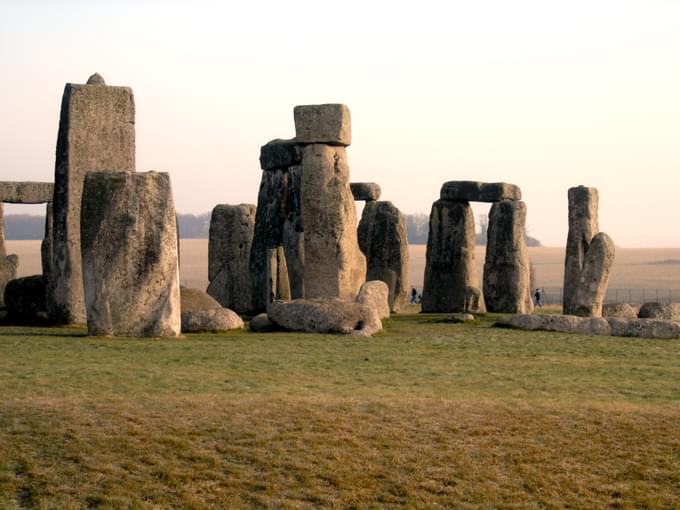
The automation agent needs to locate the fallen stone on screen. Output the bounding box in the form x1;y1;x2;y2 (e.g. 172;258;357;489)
181;308;244;333
638;302;680;321
350;182;381;201
259;138;303;171
0;181;54;204
81;171;180;337
356;280;390;320
180;287;222;312
50;74;135;325
440;181;521;202
358;201;409;312
267;298;381;337
449;313;475;323
3;275;48;324
294;104;351;146
603;303;639;319
608;318;680;339
249;313;279;332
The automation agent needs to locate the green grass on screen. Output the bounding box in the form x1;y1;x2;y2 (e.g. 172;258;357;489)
1;313;679;508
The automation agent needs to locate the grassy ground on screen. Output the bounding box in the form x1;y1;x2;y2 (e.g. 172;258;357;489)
1;312;679;508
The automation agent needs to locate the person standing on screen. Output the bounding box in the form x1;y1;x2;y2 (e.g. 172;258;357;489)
534;288;543;307
410;287;418;304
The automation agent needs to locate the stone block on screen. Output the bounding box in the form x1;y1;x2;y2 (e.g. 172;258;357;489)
259;139;303;170
350;182;381;201
0;181;54;203
356;280;390;320
294;104;351;146
440;181;521;202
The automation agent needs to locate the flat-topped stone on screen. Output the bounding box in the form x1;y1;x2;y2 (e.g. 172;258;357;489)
0;182;54;203
259;138;302;171
440;181;521;202
294;104;351;146
350;182;381;201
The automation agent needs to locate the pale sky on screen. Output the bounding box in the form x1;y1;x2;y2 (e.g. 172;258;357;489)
1;0;679;247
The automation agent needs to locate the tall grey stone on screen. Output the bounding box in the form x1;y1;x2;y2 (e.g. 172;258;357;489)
282;165;304;299
563;186;614;317
81;171;179;337
207;204;255;314
50;74;135;324
358;200;409;312
0;204;18;307
301;144;366;300
422;200;482;313
483;200;533;314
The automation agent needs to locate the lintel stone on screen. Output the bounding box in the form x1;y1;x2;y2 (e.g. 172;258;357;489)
293;104;351;146
0;182;54;203
440;181;521;202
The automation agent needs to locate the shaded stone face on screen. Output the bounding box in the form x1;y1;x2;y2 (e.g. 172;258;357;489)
483;200;533;314
80;171;180;337
422;200;482;313
3;274;47;324
350;182;381;202
50;76;136;325
357;200;409;312
0;204;18;307
282;165;304;299
294;104;351;146
301;144;366;301
0;182;54;203
259;139;303;171
440;181;522;203
207;204;255;314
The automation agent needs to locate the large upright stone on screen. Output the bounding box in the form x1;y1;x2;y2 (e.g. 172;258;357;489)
483;200;533;314
80;171;179;337
50;74;135;324
358;200;409;312
422;200;482;313
294;104;351;146
440;181;522;203
41;203;53;277
282;165;305;299
563;186;614;317
301;144;366;300
207;204;255;314
0;204;18;307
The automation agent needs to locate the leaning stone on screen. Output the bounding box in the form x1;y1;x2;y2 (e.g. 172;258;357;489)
0;181;54;204
180;287;222;312
81;171;179;337
50;75;135;325
350;182;381;201
358;201;409;312
603;303;639;319
259;139;303;171
207;204;255;314
440;181;522;202
181;309;244;333
422;199;482;313
249;313;279;332
638;302;680;321
483;200;533;314
3;275;48;324
267;298;381;337
294;104;351;146
301;144;366;301
569;232;615;317
356;280;390;320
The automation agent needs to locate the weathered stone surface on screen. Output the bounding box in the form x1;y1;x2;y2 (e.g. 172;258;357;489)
181;309;244;332
0;204;18;307
498;314;612;336
301;144;366;301
3;275;48;324
50;75;135;324
638;302;680;321
267;298;381;337
563;186;599;316
207;204;255;314
266;246;291;304
86;73;106;85
569;232;615;317
483;200;533;314
0;181;54;204
440;181;521;203
249;313;279;332
350;182;381;202
81;171;179;337
608;318;680;339
294;104;351;146
603;303;639;319
259;139;303;170
356;280;390;320
41;203;53;277
358;201;409;312
282;165;305;299
422;200;483;313
180;287;222;311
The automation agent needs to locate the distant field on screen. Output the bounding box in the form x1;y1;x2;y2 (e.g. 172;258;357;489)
7;240;680;302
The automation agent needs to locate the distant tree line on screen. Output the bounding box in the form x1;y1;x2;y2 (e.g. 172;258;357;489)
3;212;541;246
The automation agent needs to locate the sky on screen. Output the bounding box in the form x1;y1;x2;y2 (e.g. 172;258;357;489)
0;0;679;248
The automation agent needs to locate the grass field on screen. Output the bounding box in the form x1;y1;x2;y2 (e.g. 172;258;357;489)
1;312;679;508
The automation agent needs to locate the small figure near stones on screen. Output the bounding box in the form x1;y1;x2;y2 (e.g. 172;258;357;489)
534;288;543;308
410;287;418;304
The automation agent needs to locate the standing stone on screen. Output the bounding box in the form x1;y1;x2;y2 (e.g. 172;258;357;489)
301;144;366;300
358;200;409;312
422;200;482;313
563;186;614;317
50;74;135;324
41;203;53;277
282;165;305;299
0;204;18;307
207;204;255;314
80;171;179;337
483;200;533;314
266;246;291;304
